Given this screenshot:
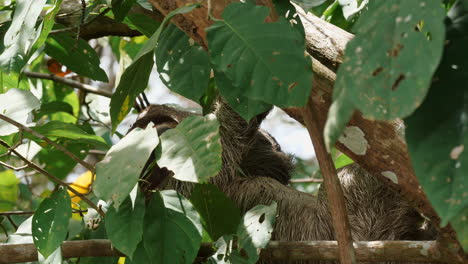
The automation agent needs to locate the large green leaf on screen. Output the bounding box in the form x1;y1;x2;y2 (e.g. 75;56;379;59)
110;3;200;131
325;0;446;149
109;52;154;132
160;190;203;236
94;125;158;209
112;0;137;21
405;0;468;251
206;1;313;108
214;70;271;121
143;192;201;264
0;170;19;212
0;0;47;72
45;33;108;82
32;188;71;259
105;190;146;259
30;121;108;149
35;101;74;119
124;12;160;37
190;183;241;240
0;88;41;136
155;24;210;102
157;115;222;183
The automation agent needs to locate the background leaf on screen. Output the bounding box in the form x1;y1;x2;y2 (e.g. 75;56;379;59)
0;170;19;212
94;125;158;209
32;188;71;258
45;33;109;82
158;115;222;183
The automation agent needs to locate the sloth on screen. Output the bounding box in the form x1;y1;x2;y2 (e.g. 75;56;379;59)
130;99;435;264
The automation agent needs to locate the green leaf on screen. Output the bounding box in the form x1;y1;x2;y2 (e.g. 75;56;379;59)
30;121;108;149
190;183;241;240
0;88;41;136
0;0;47;72
110;52;154;131
105;189;145;259
208;202;277;264
325;0;446;149
110;3;200;130
35;101;74;119
161;190;203;235
158;115;222;183
125;242;151;264
155;24;210;102
113;0;137;21
206;1;313;108
214;70;271;121
0;170;20;212
32;187;71;259
143;192;202;264
94;124;158;209
32;0;63;52
37;142;87;179
405;1;468;251
124;12;160;37
45;33;108;82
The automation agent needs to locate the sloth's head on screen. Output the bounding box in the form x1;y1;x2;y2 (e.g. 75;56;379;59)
131;104;196;135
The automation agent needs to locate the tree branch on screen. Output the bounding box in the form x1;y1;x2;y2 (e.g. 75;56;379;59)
0;140;103;217
0;239;451;263
24;71;112;98
302;98;356;264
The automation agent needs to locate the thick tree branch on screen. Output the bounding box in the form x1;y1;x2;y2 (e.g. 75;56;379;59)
0;240;451;263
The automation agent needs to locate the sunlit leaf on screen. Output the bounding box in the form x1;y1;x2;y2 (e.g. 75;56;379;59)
0;88;40;136
0;170;19;212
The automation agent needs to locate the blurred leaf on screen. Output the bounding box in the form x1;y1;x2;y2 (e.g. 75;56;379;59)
112;0;136;21
405;0;468;251
0;0;47;72
94;125;158;209
30;121;108;149
106;190;145;259
37;142;88;179
190;183;241;240
143;192;201;264
32;188;71;259
325;1;446;149
207;2;313;108
158;115;222;183
124;12;160;37
0;170;19;212
155;24;210;102
45;33;108;82
35;101;74;119
0;88;41;136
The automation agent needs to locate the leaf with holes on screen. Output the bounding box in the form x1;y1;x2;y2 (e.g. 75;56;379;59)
32;188;71;259
405;1;468;250
143;192;201;264
94;125;158;209
207;1;313;108
324;0;445;149
155;24;210;102
157;115;222;183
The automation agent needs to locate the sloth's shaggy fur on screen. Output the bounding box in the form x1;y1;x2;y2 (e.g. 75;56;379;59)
131;100;434;264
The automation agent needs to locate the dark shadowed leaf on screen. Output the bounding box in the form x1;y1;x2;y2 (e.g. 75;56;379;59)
32;188;71;258
405;0;468;250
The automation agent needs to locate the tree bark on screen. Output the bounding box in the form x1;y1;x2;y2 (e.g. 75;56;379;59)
0;240;450;263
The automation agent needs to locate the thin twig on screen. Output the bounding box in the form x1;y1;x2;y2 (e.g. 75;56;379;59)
0;161;28;171
24;71;112;98
0;140;104;217
0;114;95;173
0;211;34;216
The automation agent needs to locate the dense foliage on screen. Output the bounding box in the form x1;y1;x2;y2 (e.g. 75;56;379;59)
0;0;466;263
